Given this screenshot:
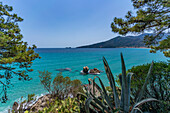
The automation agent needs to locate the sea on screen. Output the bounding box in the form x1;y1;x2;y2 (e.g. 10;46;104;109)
0;48;168;112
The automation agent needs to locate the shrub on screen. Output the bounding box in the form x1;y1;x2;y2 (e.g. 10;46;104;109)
127;62;169;112
39;70;52;93
39;97;80;113
39;71;83;99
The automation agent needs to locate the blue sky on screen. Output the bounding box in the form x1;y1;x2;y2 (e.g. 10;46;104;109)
2;0;133;48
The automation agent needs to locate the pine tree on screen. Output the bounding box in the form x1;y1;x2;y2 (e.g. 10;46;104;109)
111;0;169;57
0;2;40;103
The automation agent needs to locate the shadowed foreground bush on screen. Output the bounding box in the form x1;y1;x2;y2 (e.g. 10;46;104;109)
127;62;169;113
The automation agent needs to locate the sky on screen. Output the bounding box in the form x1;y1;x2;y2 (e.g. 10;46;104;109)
2;0;134;48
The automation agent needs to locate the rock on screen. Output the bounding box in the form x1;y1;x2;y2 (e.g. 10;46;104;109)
40;102;46;107
12;102;19;112
43;95;48;101
29;94;51;112
56;68;72;72
83;66;89;74
89;68;100;74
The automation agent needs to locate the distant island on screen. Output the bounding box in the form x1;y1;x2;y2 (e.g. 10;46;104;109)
65;47;72;48
77;34;151;48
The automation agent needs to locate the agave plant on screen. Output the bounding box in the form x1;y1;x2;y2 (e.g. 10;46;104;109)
79;53;159;113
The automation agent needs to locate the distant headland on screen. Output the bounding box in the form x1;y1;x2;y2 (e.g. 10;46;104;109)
77;33;151;48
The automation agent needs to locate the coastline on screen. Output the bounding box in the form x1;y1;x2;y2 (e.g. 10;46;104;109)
76;47;150;49
116;47;149;48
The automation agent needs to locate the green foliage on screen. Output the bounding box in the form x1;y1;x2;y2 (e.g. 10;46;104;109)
111;0;170;57
127;62;169;112
39;70;52;93
52;73;72;99
40;97;80;113
39;71;83;99
150;35;170;57
0;2;40;103
79;53;158;113
78;35;146;48
71;79;84;97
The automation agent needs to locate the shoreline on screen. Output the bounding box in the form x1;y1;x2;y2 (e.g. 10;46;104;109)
116;47;149;48
36;47;150;49
76;47;150;49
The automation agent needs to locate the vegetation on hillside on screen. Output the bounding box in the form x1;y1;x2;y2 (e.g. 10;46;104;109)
0;2;40;103
111;0;170;57
78;34;147;48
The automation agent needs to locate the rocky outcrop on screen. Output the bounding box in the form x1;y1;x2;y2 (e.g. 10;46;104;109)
83;66;89;74
82;67;101;75
56;68;72;72
27;94;54;112
12;102;19;112
89;68;101;74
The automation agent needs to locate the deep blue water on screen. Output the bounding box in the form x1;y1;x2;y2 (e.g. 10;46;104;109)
0;48;168;112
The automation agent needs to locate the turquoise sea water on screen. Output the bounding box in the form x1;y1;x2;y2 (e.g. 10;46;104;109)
0;48;168;112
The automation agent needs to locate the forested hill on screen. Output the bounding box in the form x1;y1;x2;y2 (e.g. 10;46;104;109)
77;34;151;48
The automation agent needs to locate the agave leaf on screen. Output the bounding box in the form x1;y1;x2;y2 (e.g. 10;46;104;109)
88;78;102;97
82;86;88;94
120;53;126;81
85;96;103;113
119;74;122;87
103;56;120;108
93;76;114;112
77;92;87;100
90;101;103;112
90;93;110;113
132;108;143;113
120;53;128;112
131;98;159;113
91;100;103;111
125;73;133;112
88;78;95;95
89;104;99;113
83;85;91;97
77;92;87;98
136;61;154;102
85;97;93;113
